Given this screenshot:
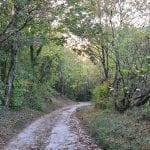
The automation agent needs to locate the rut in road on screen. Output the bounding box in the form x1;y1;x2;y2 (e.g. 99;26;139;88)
4;103;101;150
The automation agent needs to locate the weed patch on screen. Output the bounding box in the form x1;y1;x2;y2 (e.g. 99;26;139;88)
77;106;150;150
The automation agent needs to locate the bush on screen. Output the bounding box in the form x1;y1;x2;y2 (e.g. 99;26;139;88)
90;113;150;150
126;103;150;120
26;83;53;112
10;80;27;108
92;81;111;109
30;97;47;111
78;108;150;150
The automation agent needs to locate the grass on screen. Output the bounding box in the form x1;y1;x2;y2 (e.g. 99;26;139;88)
77;104;150;150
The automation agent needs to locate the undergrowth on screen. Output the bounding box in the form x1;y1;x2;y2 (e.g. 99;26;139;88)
78;104;150;150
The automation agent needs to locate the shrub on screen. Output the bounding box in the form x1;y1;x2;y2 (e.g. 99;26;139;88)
80;108;150;150
26;83;53;112
10;80;27;108
92;81;111;109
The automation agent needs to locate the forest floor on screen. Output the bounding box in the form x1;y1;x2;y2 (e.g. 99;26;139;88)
76;106;150;150
1;102;100;150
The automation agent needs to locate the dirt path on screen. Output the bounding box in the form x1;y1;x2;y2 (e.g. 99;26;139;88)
4;103;100;150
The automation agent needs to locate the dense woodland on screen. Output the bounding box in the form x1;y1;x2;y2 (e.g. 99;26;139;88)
0;1;150;149
0;0;149;111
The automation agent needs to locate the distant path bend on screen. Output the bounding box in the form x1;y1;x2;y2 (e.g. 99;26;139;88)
5;102;100;150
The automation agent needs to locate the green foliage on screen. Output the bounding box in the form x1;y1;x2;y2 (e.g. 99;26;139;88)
79;108;150;150
91;114;150;150
55;48;99;100
0;1;149;150
10;80;28;108
126;103;150;120
92;81;111;109
10;98;23;109
121;69;131;76
26;83;53;112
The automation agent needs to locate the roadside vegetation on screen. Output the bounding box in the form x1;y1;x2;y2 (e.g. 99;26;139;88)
0;0;149;149
77;103;150;150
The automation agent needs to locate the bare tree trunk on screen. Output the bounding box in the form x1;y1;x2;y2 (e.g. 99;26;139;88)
0;52;7;83
61;74;65;95
3;43;17;106
101;46;109;80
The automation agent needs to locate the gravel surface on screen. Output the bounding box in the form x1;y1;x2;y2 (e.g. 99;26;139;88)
4;103;101;150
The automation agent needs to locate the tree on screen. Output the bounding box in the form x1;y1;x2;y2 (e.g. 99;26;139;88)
63;0;150;110
0;0;45;106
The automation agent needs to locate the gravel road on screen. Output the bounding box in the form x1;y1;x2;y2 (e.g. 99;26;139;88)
4;103;100;150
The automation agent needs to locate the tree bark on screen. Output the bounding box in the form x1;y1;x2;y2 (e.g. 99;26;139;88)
101;45;109;80
3;43;17;106
0;56;7;83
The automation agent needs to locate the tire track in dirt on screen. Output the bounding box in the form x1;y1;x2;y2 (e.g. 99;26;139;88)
4;103;100;150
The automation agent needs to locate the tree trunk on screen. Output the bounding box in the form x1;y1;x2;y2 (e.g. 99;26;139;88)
3;43;17;106
0;56;7;83
101;46;109;80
